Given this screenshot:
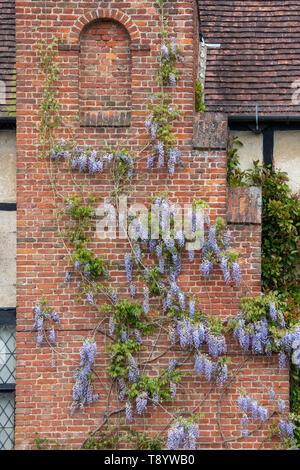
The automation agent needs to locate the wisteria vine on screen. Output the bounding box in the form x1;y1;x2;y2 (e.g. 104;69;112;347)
32;0;300;451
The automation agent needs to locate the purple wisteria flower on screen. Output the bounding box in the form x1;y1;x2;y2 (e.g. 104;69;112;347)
48;328;56;344
207;334;227;359
33;302;60;346
269;302;277;322
200;259;213;280
147;155;154;170
130;282;136;297
223;230;231;250
128;356;139;383
232;261;242;287
121;330;127;343
189;300;195;318
150;122;158;139
279;420;296;439
241;413;249;437
170;37;177;55
145;114;153;130
216;363;228;388
268;387;276;400
71;339;98;414
134;329;143;345
51;310;60;324
277;399;286;413
167;420;199;450
278;351;287;369
124;253;132;282
136;392;148;415
111;291;118;305
125;401;133;422
143;287;149;315
188;249;194;262
109;316;115;336
220;257;231;284
169;74;176;86
152;391;159;410
86;292;95;306
167;147;181;176
194;354;205;376
161;44;169;56
170;381;176;398
238;394;269;430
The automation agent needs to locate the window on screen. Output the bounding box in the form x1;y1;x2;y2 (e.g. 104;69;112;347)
0;308;16;449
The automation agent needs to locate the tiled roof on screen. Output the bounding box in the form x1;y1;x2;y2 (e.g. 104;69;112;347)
0;0;15;117
200;0;300;116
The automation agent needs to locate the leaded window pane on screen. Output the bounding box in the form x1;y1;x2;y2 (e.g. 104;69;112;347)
0;325;16;384
0;392;14;450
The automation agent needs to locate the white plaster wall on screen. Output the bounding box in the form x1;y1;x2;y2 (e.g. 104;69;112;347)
274;131;300;194
229;130;263;172
0;130;16;203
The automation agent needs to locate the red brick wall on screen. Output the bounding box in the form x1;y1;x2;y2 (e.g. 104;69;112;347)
15;0;289;450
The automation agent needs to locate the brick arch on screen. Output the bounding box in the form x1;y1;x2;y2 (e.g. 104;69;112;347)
79;17;133;127
69;8;140;44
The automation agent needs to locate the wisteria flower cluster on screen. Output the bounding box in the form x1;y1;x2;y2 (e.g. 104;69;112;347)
194;354;228;387
123;364;182;422
200;217;241;287
145;102;182;176
279;419;296;441
159;37;183;87
71;338;99;414
230;294;300;370
127;197;188;297
170;316;227;357
238;394;269;437
32;300;60;346
50;139;134;180
167;418;199;450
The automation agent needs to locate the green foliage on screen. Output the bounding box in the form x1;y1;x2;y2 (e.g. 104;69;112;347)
110;148;135;201
37;38;61;148
290;366;300;445
113;300;154;335
127;366;183;402
228;292;299;356
33;432;61;450
107;300;156;380
63;193;98;245
82;425;164;450
247;163;300;306
235;292;288;326
127;429;164;450
72;246;107;282
192;198;209;211
226;136;247;187
226;137;300;316
158;42;181;87
108;339;141;380
148;93;181;149
195;78;205;113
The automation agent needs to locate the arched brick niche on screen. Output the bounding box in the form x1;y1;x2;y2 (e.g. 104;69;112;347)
79;19;132;127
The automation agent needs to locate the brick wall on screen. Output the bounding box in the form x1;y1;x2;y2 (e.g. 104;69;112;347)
15;0;289;450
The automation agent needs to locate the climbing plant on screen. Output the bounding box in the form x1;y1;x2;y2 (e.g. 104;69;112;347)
32;1;300;451
226;137;300;447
